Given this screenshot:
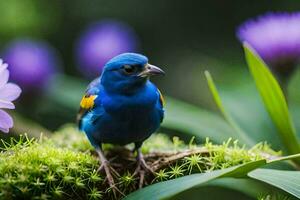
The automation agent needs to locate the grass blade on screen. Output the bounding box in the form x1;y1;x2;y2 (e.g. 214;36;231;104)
243;43;300;154
204;71;255;146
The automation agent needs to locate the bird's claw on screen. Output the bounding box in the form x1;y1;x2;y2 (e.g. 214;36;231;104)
136;157;154;174
96;149;123;198
133;153;154;188
97;160;117;194
98;160;125;198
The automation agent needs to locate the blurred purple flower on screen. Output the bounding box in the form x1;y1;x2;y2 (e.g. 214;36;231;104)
237;12;300;79
76;19;139;77
0;59;21;133
3;39;59;91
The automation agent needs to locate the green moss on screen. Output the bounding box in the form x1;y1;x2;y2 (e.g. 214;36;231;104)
0;124;280;200
0;134;101;200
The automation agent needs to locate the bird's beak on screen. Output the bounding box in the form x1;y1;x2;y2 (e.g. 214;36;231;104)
138;64;165;77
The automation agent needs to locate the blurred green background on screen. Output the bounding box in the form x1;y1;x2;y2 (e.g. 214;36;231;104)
1;0;300;138
1;2;300;199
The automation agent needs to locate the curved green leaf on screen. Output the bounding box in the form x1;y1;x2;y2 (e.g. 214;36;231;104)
269;153;300;163
124;159;266;200
248;169;300;199
125;153;300;200
170;181;256;200
204;178;273;198
243;43;300;154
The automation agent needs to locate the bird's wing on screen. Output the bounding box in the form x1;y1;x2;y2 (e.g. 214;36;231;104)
157;89;165;122
77;78;101;129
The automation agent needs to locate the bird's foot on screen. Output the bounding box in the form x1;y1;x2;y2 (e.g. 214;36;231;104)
97;159;115;186
96;149;123;198
133;151;154;188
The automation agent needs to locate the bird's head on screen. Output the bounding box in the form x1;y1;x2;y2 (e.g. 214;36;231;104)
100;53;165;93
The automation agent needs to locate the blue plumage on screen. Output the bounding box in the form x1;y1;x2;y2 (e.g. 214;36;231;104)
78;53;165;190
78;53;164;148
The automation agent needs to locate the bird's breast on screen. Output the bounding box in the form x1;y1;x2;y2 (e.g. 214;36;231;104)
103;86;157;114
93;89;160;144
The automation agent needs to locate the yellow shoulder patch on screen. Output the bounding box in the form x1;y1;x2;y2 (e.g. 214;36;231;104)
80;95;97;110
158;89;166;107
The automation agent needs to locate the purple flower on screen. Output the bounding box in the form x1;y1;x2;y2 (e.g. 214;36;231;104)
3;39;59;91
76;19;139;78
0;59;21;133
237;12;300;79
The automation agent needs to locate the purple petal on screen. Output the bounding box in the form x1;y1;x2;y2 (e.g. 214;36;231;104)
237;12;300;67
0;109;13;133
0;127;9;133
0;60;8;71
0;69;9;88
0;100;15;109
0;83;22;101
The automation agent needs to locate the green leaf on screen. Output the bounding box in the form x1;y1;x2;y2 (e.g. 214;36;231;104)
248;169;300;199
125;153;300;200
170;180;257;200
124;159;266;200
204;178;273;198
243;42;300;154
204;71;255;146
269;153;300;163
163;97;236;143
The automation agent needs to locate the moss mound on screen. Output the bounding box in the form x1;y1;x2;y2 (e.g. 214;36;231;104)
0;124;279;200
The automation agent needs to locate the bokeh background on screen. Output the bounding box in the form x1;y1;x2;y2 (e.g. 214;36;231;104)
1;0;300;135
1;2;300;199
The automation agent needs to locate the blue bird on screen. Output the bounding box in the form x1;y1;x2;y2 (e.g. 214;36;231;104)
77;53;165;190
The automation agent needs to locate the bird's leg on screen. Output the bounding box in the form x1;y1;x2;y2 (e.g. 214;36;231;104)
136;148;154;173
133;143;154;188
95;146;119;197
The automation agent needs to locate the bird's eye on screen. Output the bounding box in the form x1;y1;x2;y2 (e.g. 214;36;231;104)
123;65;137;75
